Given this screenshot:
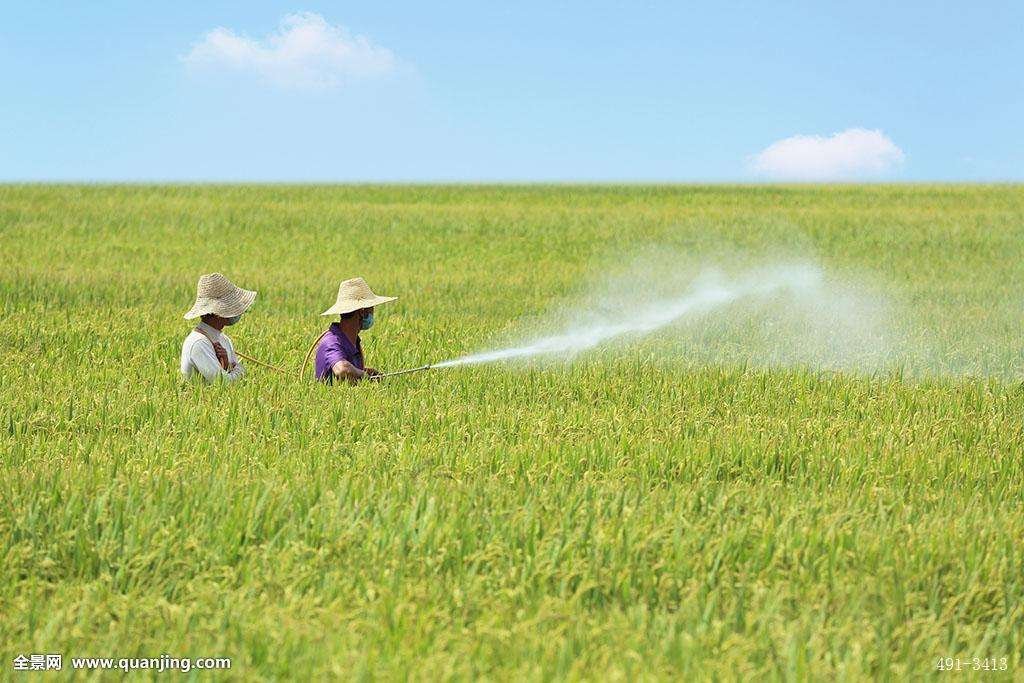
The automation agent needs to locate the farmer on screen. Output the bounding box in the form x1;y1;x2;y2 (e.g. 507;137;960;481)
180;272;257;384
315;277;397;383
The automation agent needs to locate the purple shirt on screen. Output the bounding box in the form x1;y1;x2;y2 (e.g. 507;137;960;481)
314;323;364;382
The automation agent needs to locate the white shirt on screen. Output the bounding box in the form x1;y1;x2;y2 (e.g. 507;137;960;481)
180;322;246;384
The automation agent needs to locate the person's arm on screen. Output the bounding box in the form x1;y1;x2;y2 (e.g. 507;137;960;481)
188;339;244;384
332;359;367;383
319;337;365;383
224;357;245;382
221;337;245;381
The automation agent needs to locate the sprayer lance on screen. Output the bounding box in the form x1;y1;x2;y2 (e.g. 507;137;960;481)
377;364;434;379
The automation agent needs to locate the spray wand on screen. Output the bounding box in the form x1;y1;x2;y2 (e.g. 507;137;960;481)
377;364;434;379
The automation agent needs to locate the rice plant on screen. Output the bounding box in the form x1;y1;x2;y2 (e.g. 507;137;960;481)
1;184;1022;680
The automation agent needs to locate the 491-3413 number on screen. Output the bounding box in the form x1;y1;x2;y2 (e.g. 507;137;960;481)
936;657;1008;672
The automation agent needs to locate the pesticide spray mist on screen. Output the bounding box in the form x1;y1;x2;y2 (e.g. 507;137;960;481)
432;259;895;373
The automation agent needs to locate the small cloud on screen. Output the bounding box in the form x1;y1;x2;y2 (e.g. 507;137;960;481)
749;128;905;180
183;12;398;89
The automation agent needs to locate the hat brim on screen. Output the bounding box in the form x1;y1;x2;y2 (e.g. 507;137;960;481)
320;295;397;316
184;288;257;320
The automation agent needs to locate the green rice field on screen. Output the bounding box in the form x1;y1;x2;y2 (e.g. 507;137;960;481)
2;184;1023;679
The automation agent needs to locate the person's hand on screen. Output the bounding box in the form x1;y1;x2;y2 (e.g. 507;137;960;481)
364;367;382;382
212;342;230;370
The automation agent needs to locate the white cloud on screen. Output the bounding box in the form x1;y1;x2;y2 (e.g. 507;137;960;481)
183;12;398;89
749;128;905;180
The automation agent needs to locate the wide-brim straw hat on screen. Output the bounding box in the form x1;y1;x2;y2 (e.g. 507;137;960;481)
183;273;257;320
321;277;397;316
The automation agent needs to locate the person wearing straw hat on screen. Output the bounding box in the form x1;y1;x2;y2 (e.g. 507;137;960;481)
315;277;397;383
180;273;257;384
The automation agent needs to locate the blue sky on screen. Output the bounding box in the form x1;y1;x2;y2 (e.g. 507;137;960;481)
2;1;1021;181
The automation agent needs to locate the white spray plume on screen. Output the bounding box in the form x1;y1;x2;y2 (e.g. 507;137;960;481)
418;251;1022;379
434;263;841;369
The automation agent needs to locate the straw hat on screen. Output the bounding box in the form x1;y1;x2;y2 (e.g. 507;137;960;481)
183;273;257;320
321;277;397;316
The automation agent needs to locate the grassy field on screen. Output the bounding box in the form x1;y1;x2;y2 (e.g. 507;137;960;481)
2;184;1023;680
